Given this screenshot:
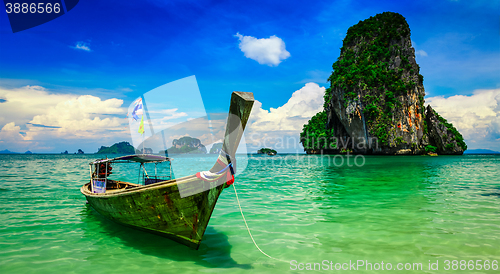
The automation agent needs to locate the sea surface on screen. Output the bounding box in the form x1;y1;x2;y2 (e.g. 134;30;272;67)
1;154;499;273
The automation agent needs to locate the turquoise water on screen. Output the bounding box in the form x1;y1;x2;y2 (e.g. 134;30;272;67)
1;154;499;273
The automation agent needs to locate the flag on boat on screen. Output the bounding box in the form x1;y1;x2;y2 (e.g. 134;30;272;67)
138;115;145;134
131;98;143;121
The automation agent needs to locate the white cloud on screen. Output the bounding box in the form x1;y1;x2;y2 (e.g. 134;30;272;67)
426;88;500;151
148;108;188;124
235;33;290;66
415;50;428;57
0;85;74;126
73;41;91;52
412;40;428;57
0;122;24;143
0;85;128;152
245;82;325;152
29;95;124;133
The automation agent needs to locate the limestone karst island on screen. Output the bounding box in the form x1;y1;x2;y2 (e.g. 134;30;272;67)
301;12;466;155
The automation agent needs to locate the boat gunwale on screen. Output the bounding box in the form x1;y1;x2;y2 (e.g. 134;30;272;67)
81;174;199;198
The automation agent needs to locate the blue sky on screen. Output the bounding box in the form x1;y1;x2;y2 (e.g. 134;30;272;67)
0;0;499;153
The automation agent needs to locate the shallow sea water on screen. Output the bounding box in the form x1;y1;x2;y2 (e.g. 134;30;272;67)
0;154;499;273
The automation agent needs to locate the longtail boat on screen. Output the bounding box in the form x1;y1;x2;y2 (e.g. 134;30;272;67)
81;92;254;249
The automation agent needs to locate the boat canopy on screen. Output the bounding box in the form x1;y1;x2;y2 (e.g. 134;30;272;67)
90;154;171;165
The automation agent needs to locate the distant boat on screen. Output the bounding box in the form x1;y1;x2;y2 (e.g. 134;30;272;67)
81;92;254;249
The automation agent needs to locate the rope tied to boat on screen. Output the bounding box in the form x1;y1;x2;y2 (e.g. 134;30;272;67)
197;151;286;262
195;150;235;186
232;183;289;263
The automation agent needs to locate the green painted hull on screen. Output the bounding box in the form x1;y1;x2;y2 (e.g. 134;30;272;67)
81;176;227;249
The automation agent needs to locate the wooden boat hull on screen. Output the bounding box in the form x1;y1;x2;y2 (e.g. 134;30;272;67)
81;91;254;249
81;175;227;249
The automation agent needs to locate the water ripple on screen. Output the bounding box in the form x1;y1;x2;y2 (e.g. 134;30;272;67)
0;154;499;273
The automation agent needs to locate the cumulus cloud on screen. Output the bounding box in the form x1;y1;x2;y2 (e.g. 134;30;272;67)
30;95;123;132
0;122;42;152
73;41;91;52
0;85;127;152
0;122;24;143
245;82;325;152
235;33;290;66
426;88;500;151
0;85;74;126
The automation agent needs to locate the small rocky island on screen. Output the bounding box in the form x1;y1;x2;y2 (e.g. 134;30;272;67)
0;149;17;154
161;136;207;154
301;12;466;155
257;148;277;155
96;141;136;154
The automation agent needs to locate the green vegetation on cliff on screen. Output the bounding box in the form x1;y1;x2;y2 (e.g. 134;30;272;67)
323;12;422;145
96;142;136;154
300;111;336;150
325;12;419;102
425;145;437;153
432;110;467;151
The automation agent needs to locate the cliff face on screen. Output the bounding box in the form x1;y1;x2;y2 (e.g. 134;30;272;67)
310;12;465;155
209;143;223;154
425;105;466;155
